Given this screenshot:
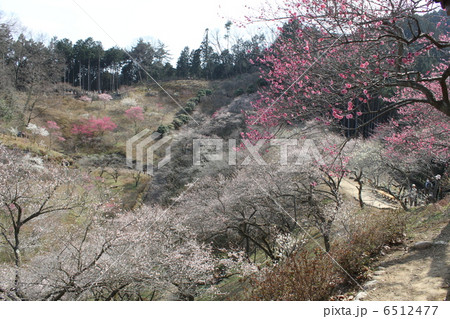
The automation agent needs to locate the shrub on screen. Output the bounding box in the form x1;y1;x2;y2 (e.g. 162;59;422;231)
234;88;245;96
172;118;183;129
157;125;170;135
79;95;92;103
196;89;212;102
188;97;200;104
186;101;196;109
184;101;196;114
333;209;406;279
98;93;113;102
248;209;406;301
246;85;257;94
197;90;207;98
249;249;341;301
176;114;190;124
121;97;137;107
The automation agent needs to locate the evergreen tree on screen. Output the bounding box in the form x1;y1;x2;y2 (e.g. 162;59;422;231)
176;46;190;78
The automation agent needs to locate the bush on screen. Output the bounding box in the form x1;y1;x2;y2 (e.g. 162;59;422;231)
246;85;257;94
186;101;196;109
197;90;207;98
176;114;190;124
184;101;196;113
247;209;406;301
172;118;183;129
188;97;200;104
333;209;406;279
249;249;341;301
79;95;92;103
98;93;113;102
234;88;245;97
157;125;170;135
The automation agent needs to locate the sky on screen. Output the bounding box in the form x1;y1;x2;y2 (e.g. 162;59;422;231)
0;0;270;64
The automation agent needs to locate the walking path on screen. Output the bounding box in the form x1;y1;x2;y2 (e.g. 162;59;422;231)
340;178;399;209
359;219;450;301
340;179;449;301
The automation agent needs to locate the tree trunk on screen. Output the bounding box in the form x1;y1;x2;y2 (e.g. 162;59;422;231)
354;170;365;208
88;57;91;91
357;183;364;209
97;55;101;92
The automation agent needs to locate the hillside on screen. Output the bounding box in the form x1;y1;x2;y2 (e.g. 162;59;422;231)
1;76;449;301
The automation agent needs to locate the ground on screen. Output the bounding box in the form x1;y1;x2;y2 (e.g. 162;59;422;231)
340;178;398;210
339;178;449;301
357;202;450;301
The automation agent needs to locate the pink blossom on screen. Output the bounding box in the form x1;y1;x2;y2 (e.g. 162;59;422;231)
46;121;60;130
125;106;145;122
98;93;113;102
79;95;92;103
71;117;117;137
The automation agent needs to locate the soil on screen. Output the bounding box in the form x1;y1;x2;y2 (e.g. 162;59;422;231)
360;213;450;301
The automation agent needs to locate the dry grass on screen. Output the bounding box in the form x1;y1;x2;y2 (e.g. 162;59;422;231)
0;133;70;164
1;80;208;156
90;167;151;210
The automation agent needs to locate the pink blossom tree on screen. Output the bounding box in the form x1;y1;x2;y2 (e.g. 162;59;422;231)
79;95;92;103
124;106;145;134
244;0;449;138
379;78;450;168
71;116;117;143
374;78;450;205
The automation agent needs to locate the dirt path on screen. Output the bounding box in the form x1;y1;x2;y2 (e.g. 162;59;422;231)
357;219;450;301
339;179;450;301
340;178;399;210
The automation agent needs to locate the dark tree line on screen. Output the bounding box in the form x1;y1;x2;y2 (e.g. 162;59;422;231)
0;15;266;95
54;37;173;92
176;32;266;80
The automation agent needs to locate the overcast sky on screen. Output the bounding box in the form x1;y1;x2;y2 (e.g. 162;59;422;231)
0;0;271;63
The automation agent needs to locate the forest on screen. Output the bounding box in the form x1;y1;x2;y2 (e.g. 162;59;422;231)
0;0;449;301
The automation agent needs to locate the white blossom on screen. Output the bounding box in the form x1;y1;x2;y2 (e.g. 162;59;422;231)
121;97;137;107
26;123;49;137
